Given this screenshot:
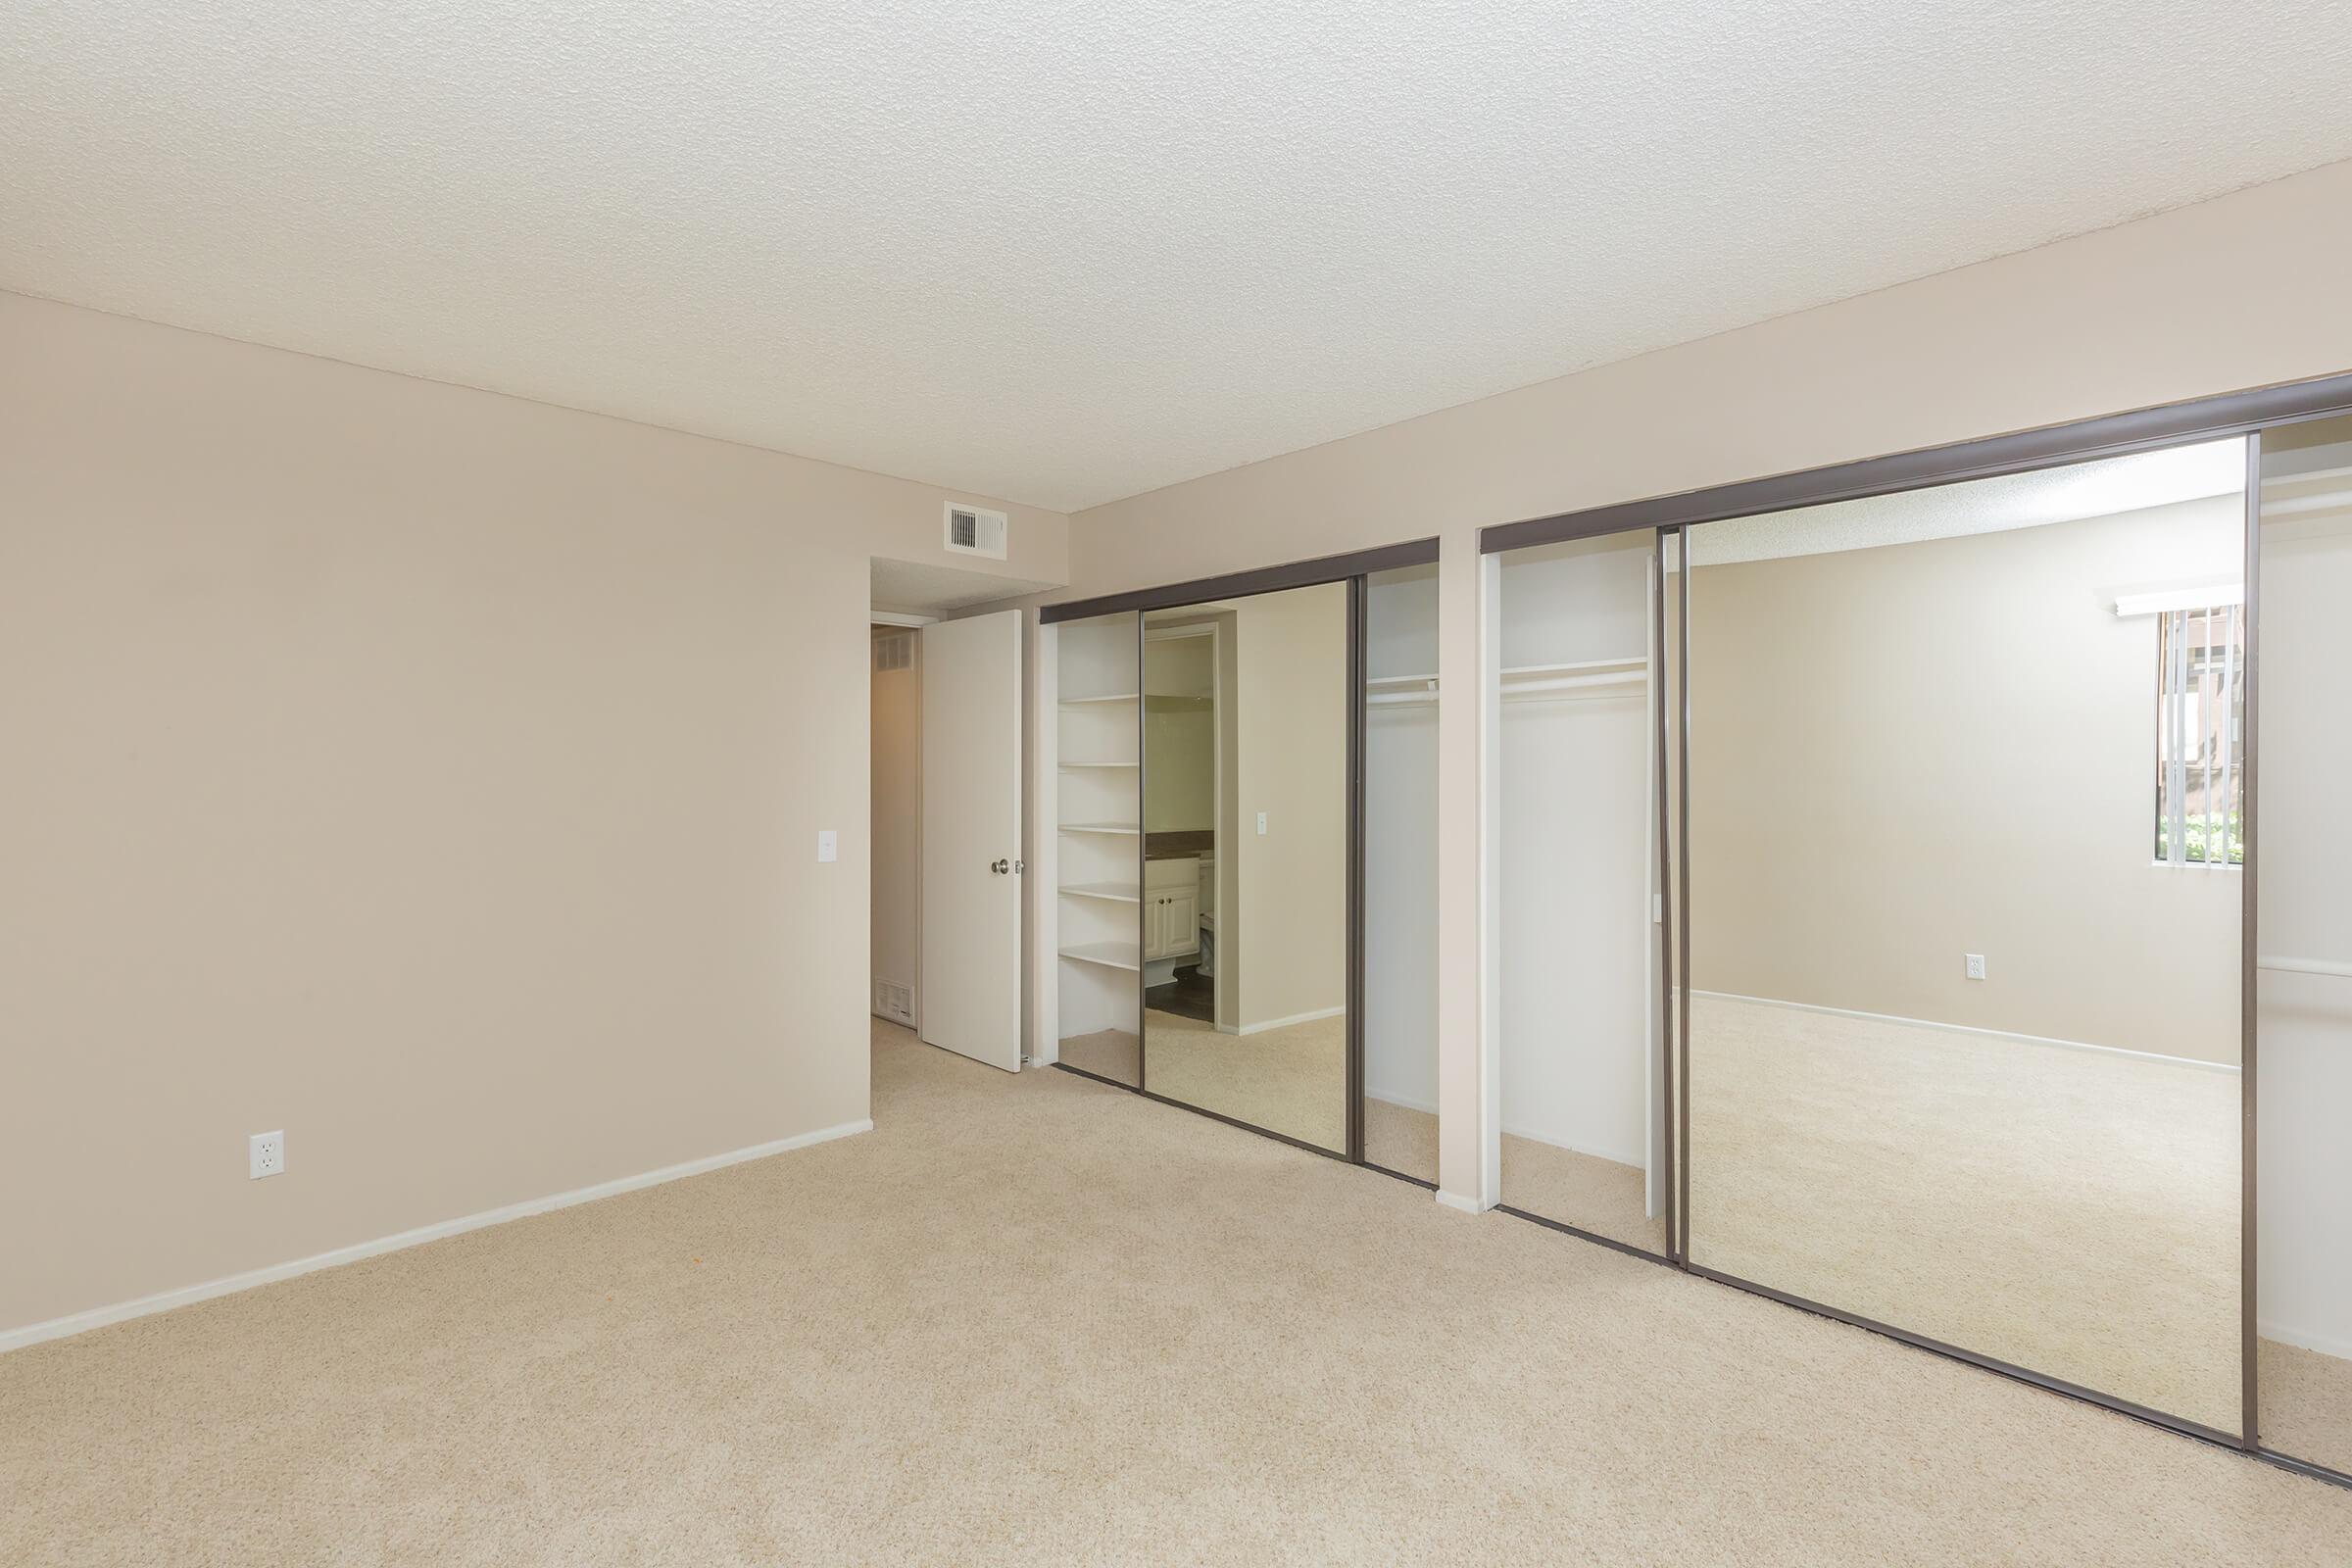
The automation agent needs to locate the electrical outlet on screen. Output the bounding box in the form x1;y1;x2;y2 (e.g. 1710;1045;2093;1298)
249;1130;285;1179
1965;954;1986;981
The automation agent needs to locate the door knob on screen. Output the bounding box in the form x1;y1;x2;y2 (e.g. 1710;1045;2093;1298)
991;858;1011;874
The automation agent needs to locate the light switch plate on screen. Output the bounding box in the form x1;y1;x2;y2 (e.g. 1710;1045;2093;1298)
817;830;837;863
1255;812;1268;836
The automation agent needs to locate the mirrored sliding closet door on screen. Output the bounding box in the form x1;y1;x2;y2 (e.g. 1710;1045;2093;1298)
1139;583;1351;1153
2254;411;2352;1473
1361;563;1441;1184
1682;440;2249;1435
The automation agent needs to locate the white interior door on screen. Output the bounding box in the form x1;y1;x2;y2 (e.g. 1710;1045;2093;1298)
920;609;1024;1071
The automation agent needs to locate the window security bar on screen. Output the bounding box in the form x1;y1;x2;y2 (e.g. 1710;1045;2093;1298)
2155;604;2242;868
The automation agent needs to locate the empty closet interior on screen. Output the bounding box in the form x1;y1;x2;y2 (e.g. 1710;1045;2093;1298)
1485;391;2352;1484
1494;532;1672;1254
1043;550;1439;1178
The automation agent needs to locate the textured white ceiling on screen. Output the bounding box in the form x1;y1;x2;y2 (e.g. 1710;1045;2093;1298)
1690;438;2246;564
7;4;2351;513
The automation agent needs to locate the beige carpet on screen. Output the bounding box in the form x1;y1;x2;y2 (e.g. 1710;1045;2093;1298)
1360;1093;1438;1184
5;1020;2351;1565
1059;1026;1140;1086
2263;1339;2352;1479
1350;1001;2350;1462
1138;1007;1347;1152
1363;1100;1666;1253
1689;995;2245;1433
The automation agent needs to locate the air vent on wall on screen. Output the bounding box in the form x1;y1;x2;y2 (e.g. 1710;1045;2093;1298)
873;632;913;672
944;502;1008;561
874;979;913;1026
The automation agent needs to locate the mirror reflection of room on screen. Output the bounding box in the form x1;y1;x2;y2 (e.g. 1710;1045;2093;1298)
1360;564;1442;1185
1142;584;1349;1152
2254;410;2352;1475
1143;620;1219;1026
1684;439;2248;1433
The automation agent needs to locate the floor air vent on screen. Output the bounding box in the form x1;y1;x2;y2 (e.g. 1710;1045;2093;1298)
874;979;913;1026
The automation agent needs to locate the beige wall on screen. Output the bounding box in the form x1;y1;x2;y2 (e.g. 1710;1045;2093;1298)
0;291;1066;1336
1052;157;2352;1201
1232;584;1349;1028
869;627;921;1022
1143;635;1214;833
1689;497;2243;1063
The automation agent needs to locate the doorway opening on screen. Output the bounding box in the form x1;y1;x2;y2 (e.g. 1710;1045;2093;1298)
1141;617;1224;1027
869;556;1054;1074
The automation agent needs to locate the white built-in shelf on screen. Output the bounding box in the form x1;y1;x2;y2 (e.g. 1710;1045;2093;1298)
1058;760;1139;769
1059;882;1141;905
1058;821;1141;836
1059;941;1141;972
1059;692;1141;706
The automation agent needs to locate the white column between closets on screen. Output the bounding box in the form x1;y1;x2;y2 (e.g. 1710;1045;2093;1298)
1434;531;1500;1210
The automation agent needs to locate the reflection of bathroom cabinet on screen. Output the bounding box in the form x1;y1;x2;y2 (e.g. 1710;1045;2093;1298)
1144;857;1201;961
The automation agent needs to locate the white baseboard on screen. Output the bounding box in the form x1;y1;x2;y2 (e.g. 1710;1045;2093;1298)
1238;1004;1347;1037
1434;1189;1486;1215
1364;1087;1438;1115
1692;991;2240;1074
0;1118;874;1355
2261;1318;2352;1361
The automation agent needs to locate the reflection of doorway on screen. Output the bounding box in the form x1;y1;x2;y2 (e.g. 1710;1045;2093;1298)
1143;620;1220;1024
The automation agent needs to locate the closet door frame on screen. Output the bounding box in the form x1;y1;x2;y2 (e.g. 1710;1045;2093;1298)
1044;539;1439;1169
1480;368;2352;1484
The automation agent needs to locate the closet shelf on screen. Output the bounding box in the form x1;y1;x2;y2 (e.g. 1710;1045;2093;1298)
1059;882;1141;905
1504;657;1647;702
1058;821;1141;836
1059;941;1141;972
1059;692;1141;706
1505;656;1647;680
1365;656;1651;708
1058;760;1139;769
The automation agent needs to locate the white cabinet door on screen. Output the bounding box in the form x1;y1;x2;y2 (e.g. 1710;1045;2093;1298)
1163;888;1199;956
1143;894;1171;960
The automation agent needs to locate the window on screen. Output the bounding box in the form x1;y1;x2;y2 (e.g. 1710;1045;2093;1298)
2154;603;2244;865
